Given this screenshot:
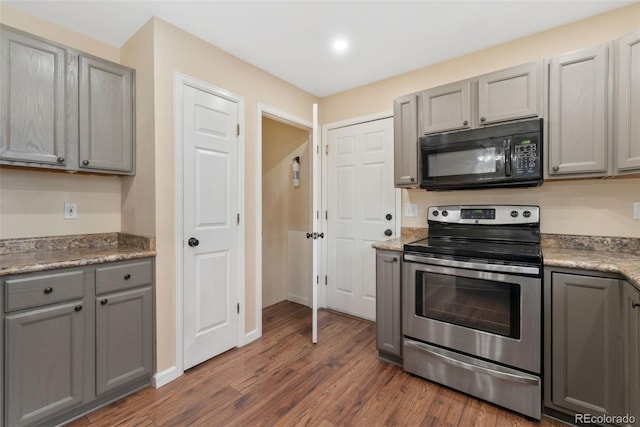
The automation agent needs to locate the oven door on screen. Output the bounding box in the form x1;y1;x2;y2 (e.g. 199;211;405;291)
420;138;509;190
403;254;541;374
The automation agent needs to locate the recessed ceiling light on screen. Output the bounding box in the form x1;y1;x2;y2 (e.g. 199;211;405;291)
332;37;349;54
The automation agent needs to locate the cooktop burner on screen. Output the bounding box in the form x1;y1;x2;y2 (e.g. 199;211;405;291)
404;237;542;264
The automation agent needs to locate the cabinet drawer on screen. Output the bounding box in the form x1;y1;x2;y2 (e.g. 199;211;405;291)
96;260;152;294
5;270;85;312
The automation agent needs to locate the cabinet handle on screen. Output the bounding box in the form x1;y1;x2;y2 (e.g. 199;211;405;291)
632;301;640;309
43;287;53;294
552;166;559;172
463;120;469;126
480;116;486;123
124;274;131;280
74;305;83;312
56;156;65;164
82;160;90;166
100;299;108;305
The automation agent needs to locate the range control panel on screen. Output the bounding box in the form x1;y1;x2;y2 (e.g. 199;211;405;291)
428;205;540;225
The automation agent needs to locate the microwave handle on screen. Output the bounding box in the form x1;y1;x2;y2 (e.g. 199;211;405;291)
504;139;511;177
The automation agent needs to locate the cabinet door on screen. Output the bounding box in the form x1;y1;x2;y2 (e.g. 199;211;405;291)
79;55;134;173
0;27;67;166
393;94;418;187
478;61;541;125
96;286;152;396
5;301;86;427
551;273;625;417
548;44;609;176
614;30;640;173
419;80;471;135
376;251;402;361
624;282;640;422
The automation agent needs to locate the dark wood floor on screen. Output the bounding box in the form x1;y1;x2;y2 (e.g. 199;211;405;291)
68;301;566;426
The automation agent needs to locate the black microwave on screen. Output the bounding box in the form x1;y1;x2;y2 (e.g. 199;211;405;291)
419;118;543;191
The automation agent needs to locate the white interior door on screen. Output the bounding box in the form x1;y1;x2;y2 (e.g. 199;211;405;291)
311;104;319;343
326;118;395;321
183;84;240;369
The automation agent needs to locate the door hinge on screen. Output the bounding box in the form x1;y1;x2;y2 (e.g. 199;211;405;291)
237;302;240;314
325;210;328;220
237;213;240;225
316;275;319;284
236;123;240;137
324;275;327;285
325;144;329;155
317;211;319;220
316;145;319;155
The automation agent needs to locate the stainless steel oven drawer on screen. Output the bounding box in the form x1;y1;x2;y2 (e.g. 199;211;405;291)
403;338;541;420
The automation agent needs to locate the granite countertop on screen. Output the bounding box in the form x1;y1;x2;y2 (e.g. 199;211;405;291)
373;229;640;288
0;233;156;277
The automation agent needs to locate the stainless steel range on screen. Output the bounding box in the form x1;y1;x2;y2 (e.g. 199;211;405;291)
402;205;542;419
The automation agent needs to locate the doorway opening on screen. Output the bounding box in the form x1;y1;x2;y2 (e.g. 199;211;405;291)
257;106;314;338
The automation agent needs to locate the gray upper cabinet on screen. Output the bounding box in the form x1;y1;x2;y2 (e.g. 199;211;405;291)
0;28;70;167
79;55;135;174
393;94;419;187
6;301;86;427
614;30;640;173
419;80;471;135
477;61;541;125
0;25;135;175
376;250;402;363
548;44;610;177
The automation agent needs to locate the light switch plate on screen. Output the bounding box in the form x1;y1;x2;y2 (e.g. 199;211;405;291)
404;203;418;217
64;202;78;220
633;202;640;220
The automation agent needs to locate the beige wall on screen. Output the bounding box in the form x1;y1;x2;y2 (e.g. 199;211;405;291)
0;5;122;239
262;118;311;307
319;4;640;238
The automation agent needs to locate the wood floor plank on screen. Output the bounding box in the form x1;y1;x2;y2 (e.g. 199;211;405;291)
66;301;564;427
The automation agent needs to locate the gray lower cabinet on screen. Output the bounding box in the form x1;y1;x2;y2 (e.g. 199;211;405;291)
393;94;419;188
375;250;402;364
96;286;152;396
2;258;154;427
6;301;87;427
544;268;637;425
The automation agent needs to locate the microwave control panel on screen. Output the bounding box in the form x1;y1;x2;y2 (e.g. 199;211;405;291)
512;134;540;177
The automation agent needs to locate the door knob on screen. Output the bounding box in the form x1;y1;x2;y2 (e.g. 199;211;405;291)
384;229;393;237
386;213;393;221
306;233;313;239
188;237;199;247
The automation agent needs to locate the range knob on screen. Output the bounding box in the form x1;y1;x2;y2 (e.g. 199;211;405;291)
441;210;449;217
523;210;532;218
433;210;439;217
510;210;519;218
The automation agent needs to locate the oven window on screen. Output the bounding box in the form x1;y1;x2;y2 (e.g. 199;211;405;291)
415;271;521;339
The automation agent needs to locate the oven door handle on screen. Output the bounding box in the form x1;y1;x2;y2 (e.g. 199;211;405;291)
404;254;539;276
405;340;539;386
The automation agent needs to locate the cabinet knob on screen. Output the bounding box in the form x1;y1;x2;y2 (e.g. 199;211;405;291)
82;160;90;166
410;177;415;182
632;301;640;309
56;156;65;164
463;120;469;126
100;299;108;305
392;257;398;262
124;273;131;280
480;116;486;123
552;166;560;172
74;305;83;312
43;287;53;294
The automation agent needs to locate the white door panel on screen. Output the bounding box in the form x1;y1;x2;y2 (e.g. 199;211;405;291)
183;84;239;369
327;118;395;320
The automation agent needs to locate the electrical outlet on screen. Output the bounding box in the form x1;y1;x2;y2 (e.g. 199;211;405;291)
404;203;418;217
64;202;78;220
633;202;640;220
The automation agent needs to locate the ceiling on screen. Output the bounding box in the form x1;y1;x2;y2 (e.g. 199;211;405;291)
4;1;637;97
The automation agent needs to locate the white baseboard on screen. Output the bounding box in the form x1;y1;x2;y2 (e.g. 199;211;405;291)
244;328;261;346
152;366;183;388
288;294;311;308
